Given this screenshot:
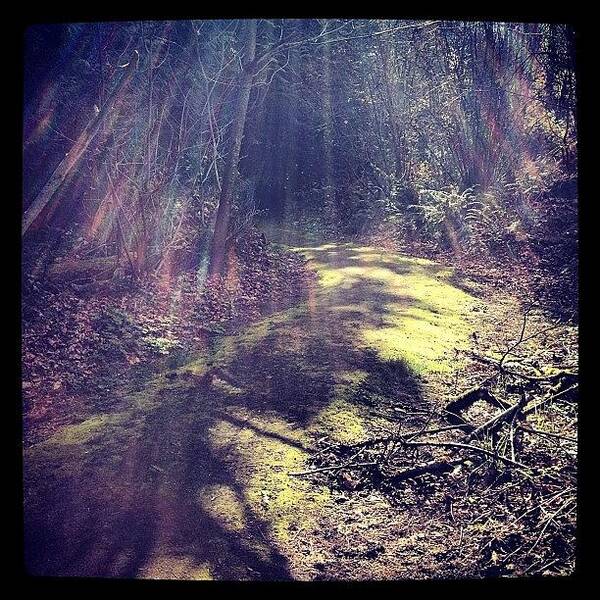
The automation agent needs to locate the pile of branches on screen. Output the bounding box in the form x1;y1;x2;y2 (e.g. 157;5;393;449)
292;312;578;576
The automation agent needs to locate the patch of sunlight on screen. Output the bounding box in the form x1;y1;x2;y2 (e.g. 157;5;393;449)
398;272;473;311
346;252;384;261
309;396;367;444
223;407;311;446
313;264;400;290
310;261;403;291
290;243;339;252
295;242;479;374
138;555;213;580
316;266;348;288
361;299;475;374
316;266;349;288
248;447;330;547
45;413;128;446
206;411;329;548
336;369;370;385
197;484;247;533
351;245;440;266
208;418;255;449
397;254;438;267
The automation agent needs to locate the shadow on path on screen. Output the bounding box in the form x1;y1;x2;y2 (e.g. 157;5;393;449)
24;239;478;580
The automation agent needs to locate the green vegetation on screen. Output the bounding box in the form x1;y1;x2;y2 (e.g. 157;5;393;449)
298;244;478;373
22;19;577;581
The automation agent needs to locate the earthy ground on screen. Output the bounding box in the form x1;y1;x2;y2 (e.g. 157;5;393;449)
23;235;576;580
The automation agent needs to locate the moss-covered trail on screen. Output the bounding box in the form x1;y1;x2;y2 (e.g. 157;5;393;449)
24;241;482;580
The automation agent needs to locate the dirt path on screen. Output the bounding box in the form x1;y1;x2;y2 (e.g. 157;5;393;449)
24;241;485;580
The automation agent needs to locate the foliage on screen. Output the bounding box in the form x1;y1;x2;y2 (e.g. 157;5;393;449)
22;19;578;581
23;20;577;306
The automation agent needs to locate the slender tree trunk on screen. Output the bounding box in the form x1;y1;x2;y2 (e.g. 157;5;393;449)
321;38;336;221
22;58;136;236
283;42;300;223
207;19;257;277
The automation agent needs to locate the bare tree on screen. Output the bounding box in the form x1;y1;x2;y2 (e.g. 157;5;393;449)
207;19;258;277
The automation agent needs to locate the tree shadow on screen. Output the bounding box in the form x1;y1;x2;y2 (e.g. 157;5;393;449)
24;380;294;580
24;241;475;580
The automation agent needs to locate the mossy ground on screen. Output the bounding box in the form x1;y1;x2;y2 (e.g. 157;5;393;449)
24;242;481;580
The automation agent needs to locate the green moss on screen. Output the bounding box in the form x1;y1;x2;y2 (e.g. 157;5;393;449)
310;397;367;444
291;243;339;253
25;240;482;579
310;371;372;444
299;244;478;374
139;555;213;580
206;410;330;547
45;413;128;446
362;302;472;374
337;369;370;385
197;483;247;532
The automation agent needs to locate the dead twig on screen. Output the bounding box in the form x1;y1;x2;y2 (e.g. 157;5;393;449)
466;350;577;383
388;457;469;484
466;393;527;442
402;439;531;471
289;461;377;477
519;425;576;443
522;383;578;415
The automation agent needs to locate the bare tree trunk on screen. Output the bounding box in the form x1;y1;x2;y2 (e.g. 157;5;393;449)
207;19;257;278
22;58;136;236
321;38;336;222
283;39;301;223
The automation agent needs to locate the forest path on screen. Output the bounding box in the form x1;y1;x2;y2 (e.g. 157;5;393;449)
24;239;483;580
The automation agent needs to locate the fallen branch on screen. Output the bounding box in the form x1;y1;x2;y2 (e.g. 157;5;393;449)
389;457;468;484
466;396;526;442
289;461;377;477
519;425;577;443
522;383;578;415
466;351;577;383
403;439;531;471
335;423;472;451
504;368;577;383
445;375;498;417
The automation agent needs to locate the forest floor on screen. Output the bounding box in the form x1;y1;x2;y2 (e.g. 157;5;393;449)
22;230;577;580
